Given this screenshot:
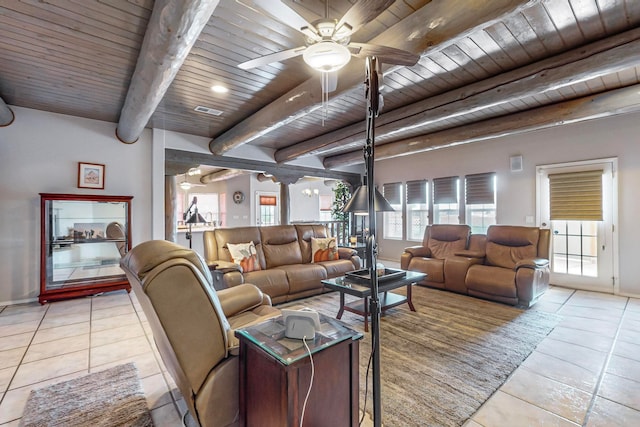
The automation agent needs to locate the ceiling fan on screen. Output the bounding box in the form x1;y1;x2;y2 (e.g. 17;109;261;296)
238;0;420;75
179;168;206;190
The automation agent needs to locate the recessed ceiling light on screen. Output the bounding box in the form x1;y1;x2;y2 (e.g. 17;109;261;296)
211;85;228;93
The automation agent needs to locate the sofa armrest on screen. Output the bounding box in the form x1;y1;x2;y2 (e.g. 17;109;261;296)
454;249;485;259
403;246;431;257
212;260;242;273
338;247;357;259
444;255;484;293
515;258;549;270
217;284;269;318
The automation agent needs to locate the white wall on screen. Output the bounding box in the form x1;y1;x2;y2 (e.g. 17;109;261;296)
0;107;153;304
375;112;640;297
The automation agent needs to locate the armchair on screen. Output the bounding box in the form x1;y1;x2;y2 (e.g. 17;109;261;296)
401;224;471;291
120;240;279;427
464;225;550;307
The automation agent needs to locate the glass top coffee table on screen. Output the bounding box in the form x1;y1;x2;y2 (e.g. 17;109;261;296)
321;269;426;332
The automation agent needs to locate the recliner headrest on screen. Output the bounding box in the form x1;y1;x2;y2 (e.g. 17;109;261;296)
121;240;210;280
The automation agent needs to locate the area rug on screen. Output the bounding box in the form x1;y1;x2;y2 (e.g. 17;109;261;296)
282;286;561;427
20;362;153;427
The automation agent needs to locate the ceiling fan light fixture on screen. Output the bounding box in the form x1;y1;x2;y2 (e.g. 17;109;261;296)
303;42;351;72
179;181;192;190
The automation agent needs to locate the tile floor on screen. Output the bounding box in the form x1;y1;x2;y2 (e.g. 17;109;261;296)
0;281;639;426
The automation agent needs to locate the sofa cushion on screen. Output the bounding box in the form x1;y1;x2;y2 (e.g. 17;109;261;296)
275;264;328;295
311;237;339;262
426;225;470;259
295;224;329;263
485;226;540;269
260;226;303;268
319;259;357;278
465;264;517;298
227;241;261;273
408;258;445;283
243;269;290;302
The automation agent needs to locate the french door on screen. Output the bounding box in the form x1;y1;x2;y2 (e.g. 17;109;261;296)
256;192;279;226
536;159;618;292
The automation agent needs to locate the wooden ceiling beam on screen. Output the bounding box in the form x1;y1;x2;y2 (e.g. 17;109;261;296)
115;0;220;144
200;168;246;183
277;27;640;163
0;96;14;126
208;0;539;155
323;84;640;168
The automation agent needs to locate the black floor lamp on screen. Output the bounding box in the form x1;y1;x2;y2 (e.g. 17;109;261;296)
183;196;206;249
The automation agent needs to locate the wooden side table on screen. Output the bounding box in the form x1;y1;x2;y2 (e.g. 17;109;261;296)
236;314;363;427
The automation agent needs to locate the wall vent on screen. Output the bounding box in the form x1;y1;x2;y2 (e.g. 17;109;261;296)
194;106;223;116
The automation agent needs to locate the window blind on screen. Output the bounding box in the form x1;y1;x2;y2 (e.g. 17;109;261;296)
406;180;427;204
465;172;495;205
433;176;458;204
383;182;402;205
259;195;276;206
549;170;603;220
319;194;332;211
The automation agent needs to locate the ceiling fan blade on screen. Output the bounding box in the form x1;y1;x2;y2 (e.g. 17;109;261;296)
251;0;321;40
238;46;306;70
335;0;395;38
349;42;420;67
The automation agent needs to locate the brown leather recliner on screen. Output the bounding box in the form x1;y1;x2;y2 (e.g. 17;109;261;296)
401;224;471;292
120;240;280;427
464;225;550;307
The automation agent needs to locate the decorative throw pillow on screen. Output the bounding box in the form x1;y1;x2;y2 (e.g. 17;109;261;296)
227;241;261;273
311;237;339;263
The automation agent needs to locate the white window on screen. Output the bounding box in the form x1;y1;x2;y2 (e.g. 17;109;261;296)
319;194;333;221
464;172;496;234
177;192;219;226
432;176;459;224
406;180;428;241
383;182;403;239
257;193;278;226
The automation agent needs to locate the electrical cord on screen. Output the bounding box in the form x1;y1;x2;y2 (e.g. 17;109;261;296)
300;335;315;426
359;332;375;426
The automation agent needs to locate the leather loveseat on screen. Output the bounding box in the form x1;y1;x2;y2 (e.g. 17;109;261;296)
203;224;361;304
403;225;550;307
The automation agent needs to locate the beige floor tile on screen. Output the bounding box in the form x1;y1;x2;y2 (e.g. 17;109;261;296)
0;366;17;393
556;316;619;338
586;397;640;426
521;351;599;393
140;372;172;410
0;370;88;424
547;326;614;353
627;299;640;312
90;312;140;332
91;303;135;320
566;291;628;310
598;373;640;411
625;310;640;321
89;336;152;367
90;291;132;310
31;321;89;345
0;311;45;326
612;340;640;363
0;347;27;370
534;338;608;374
39;311;90;330
10;349;89;389
90;323;145;347
0;333;34;353
22;333;89;363
501;367;591;424
558;304;624;322
621;317;640;332
531;300;564;313
150;402;183;427
89;352;161;379
606;354;640;383
472;390;579;426
45;298;91;316
0;303;47;317
617;327;640;345
0;321;40;339
0;419;21;426
463;420;484;427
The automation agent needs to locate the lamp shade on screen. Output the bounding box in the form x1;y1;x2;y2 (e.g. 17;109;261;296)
185;212;206;224
342;185;394;214
303;41;351;72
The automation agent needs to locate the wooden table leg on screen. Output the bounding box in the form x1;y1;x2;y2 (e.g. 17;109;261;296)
407;283;416;312
337;291;345;319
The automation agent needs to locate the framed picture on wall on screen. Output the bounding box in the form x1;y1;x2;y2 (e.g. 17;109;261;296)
78;162;105;189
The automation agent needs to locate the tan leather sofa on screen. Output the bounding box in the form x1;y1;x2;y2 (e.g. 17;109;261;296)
460;225;550;307
400;224;471;291
203;224;361;304
403;225;550;307
120;240;280;427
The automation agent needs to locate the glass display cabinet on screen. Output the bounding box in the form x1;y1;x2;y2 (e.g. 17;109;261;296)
39;193;133;304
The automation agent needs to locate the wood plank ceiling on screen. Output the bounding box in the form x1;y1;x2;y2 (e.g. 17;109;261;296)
1;0;639;175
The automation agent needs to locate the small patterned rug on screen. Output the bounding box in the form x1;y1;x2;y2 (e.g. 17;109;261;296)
20;362;153;427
